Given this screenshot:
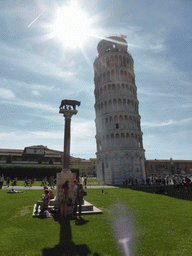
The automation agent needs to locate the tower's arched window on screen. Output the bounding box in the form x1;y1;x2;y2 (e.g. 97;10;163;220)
113;99;117;108
110;56;114;67
116;70;119;80
115;55;118;67
118;99;122;106
104;101;107;111
107;71;110;81
106;57;109;67
114;115;118;122
119;56;122;67
111;70;115;79
124;71;127;81
111;134;114;144
120;70;124;80
123;56;126;67
103;73;106;82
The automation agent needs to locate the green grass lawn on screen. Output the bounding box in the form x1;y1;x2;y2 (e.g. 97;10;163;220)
0;187;192;255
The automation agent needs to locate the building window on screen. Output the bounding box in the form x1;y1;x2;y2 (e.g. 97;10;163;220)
116;123;119;129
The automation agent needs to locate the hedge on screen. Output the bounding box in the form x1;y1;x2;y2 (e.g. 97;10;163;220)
0;165;79;180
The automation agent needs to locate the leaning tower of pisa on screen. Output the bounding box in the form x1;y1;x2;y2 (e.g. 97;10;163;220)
93;36;146;185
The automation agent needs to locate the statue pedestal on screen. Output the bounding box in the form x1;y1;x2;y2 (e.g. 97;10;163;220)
56;169;76;205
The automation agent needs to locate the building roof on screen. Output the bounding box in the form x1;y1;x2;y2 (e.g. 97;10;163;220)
0;149;23;155
146;159;192;163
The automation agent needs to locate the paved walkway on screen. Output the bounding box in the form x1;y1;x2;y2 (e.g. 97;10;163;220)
2;185;118;190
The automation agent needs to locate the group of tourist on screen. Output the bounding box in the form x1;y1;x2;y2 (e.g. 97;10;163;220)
146;175;192;186
34;187;55;214
58;179;84;219
24;177;35;187
40;176;56;188
34;179;84;219
2;176;16;187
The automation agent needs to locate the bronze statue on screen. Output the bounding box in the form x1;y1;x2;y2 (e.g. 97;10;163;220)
60;100;81;110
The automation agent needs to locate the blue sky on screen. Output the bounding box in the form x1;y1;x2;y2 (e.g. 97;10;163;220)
0;0;192;160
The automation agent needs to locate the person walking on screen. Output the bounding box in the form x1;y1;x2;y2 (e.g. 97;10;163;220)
84;177;87;189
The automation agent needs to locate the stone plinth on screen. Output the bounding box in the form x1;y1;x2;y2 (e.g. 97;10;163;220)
56;169;76;205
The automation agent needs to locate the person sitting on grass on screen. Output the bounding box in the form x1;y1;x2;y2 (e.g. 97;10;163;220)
59;181;69;217
34;189;50;214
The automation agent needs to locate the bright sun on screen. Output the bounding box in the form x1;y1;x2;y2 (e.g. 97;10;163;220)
51;1;93;49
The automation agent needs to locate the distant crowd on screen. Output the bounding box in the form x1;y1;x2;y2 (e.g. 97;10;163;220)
146;175;192;186
0;175;56;189
122;175;192;189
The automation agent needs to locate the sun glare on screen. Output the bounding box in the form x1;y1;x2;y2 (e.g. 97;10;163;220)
51;1;93;49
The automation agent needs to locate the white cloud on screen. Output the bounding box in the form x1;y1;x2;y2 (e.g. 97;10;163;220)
0;41;77;78
0;88;15;99
30;131;63;139
142;118;192;128
32;90;40;96
1;96;57;113
72;119;95;139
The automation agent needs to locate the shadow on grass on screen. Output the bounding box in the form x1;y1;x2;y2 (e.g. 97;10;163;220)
42;216;100;256
128;185;192;201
